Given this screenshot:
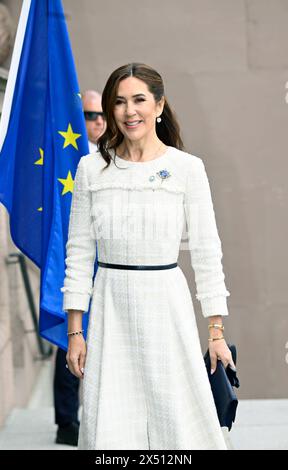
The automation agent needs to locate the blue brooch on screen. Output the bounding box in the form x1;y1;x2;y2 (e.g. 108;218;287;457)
157;169;171;183
148;169;171;183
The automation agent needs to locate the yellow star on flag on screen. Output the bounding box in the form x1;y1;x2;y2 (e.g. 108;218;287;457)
34;147;44;165
58;170;74;195
58;123;81;150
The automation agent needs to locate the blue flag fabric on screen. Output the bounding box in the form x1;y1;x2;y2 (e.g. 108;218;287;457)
0;0;96;351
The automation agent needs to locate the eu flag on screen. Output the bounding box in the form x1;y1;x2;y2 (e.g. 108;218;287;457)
0;0;94;351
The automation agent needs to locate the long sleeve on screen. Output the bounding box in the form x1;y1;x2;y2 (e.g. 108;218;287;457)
60;156;97;313
184;157;230;318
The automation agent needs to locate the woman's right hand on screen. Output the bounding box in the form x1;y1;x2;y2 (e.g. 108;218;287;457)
66;335;87;379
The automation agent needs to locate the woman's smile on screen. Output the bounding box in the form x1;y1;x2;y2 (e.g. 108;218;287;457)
124;120;143;129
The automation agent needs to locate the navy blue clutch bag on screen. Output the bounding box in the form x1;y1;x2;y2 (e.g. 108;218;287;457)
203;344;240;431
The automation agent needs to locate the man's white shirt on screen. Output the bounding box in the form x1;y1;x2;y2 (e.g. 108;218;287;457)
88;140;98;153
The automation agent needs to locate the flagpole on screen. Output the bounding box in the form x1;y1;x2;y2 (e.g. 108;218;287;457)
0;0;31;152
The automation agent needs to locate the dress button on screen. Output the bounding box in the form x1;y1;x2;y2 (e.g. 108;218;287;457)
149;175;155;182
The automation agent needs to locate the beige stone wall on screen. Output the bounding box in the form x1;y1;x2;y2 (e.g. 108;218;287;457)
0;206;46;424
0;203;14;426
1;0;288;411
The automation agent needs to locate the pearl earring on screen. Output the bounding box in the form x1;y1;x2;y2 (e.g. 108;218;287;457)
156;116;162;123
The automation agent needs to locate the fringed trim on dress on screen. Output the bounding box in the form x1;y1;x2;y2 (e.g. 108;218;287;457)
88;181;185;195
60;286;93;295
196;290;231;301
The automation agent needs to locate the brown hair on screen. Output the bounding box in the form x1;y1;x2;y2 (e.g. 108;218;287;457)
97;62;185;170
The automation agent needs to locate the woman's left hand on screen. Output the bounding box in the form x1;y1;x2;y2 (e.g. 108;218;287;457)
209;338;236;375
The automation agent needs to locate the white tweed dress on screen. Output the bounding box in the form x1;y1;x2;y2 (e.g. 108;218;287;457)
61;145;231;450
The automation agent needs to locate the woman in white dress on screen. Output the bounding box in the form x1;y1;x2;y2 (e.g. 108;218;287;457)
62;62;236;450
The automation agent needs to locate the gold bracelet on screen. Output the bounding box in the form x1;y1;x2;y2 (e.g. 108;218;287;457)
208;336;225;342
208;324;224;331
67;329;84;337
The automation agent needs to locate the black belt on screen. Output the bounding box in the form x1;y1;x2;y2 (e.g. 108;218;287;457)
97;261;178;271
